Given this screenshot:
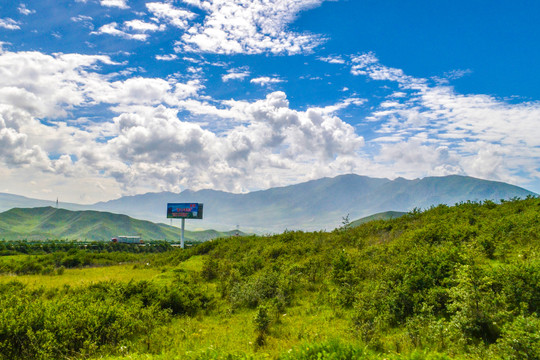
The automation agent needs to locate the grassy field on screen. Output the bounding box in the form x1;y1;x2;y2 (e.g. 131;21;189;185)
0;263;162;288
0;252;357;359
1;198;539;359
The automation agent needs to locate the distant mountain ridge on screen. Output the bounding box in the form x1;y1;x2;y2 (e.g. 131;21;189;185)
0;174;536;232
90;174;537;232
0;207;242;242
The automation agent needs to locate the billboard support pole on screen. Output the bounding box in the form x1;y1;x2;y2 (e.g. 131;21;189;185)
167;203;203;249
181;218;185;249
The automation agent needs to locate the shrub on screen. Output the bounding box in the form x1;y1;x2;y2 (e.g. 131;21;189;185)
278;340;369;360
228;269;291;309
0;287;170;359
202;256;219;281
496;313;540;360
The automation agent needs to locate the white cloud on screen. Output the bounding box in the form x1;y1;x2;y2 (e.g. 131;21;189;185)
155;54;178;61
250;76;285;86
222;69;250;82
176;0;328;55
91;22;149;41
18;4;36;16
0;105;51;169
92;18;166;41
0;49;368;199
100;0;129;9
433;69;473;85
146;2;197;29
0;18;21;30
124;19;164;32
0;51;117;118
2;47;538;202
445;69;472;80
71;15;93;22
182;57;200;63
78;91;366;194
351;52;540;187
71;15;94;30
318;55;345;64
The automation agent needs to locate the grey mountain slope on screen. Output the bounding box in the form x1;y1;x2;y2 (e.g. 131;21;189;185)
89;174;536;232
0;193;86;214
0;193;57;213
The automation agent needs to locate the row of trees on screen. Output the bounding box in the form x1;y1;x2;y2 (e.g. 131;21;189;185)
0;240;173;255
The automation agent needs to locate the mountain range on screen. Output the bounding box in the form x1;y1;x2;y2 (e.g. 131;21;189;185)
0;174;536;232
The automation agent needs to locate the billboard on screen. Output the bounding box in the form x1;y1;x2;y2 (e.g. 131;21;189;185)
167;203;203;219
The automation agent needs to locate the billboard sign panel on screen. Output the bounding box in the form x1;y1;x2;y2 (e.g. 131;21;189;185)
167;203;203;219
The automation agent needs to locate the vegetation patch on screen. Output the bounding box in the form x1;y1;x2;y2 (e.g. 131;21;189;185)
0;197;539;359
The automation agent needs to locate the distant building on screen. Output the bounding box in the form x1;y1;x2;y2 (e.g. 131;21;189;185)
111;236;143;244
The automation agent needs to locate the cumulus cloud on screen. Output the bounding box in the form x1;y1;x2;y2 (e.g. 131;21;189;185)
351;52;540;186
91;21;158;41
176;0;328;55
146;2;197;29
318;55;345;64
155;54;178;61
222;68;250;82
18;4;36;16
92;22;145;40
92;18;167;41
0;49;368;198
100;0;129;9
77;92;365;193
0;51;118;118
250;76;285;86
124;19;164;32
3;46;538;202
0;18;21;30
0;105;50;169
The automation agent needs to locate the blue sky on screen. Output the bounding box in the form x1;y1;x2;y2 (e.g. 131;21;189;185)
0;0;539;203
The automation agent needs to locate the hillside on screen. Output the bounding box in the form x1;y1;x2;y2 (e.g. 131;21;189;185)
0;207;242;242
1;197;538;359
349;210;406;227
167;196;539;358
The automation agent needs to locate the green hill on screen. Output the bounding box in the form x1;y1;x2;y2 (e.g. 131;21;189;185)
349;210;406;227
173;196;539;358
0;207;242;242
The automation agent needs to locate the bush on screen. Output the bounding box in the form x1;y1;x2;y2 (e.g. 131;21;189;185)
0;287;169;359
496;313;540;360
228;269;291;309
278;340;369;360
201;256;219;281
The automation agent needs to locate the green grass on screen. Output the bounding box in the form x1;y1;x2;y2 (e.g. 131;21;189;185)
1;197;539;359
0;263;163;288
